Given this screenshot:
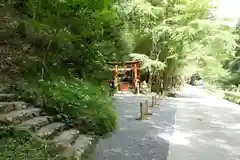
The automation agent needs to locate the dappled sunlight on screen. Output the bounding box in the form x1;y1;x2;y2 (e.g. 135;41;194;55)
164;85;240;160
231;110;240;114
210;120;227;127
226;123;240;130
215;142;240;156
157;131;195;146
142;119;155;125
119;127;128;131
123;115;134;118
123;109;134;113
152;125;163;129
177;119;191;123
103;148;122;153
209;112;221;119
161;120;175;127
197;138;208;143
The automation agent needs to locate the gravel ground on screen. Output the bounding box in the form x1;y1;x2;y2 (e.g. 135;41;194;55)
90;85;240;160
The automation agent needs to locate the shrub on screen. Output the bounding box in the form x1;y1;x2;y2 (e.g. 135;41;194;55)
17;77;117;135
0;128;58;160
224;91;240;104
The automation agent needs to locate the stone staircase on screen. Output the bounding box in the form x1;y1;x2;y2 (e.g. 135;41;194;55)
0;87;96;159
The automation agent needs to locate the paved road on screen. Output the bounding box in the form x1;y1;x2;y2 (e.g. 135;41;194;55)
93;85;240;160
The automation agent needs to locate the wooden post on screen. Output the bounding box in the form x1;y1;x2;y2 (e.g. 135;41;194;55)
145;100;148;114
140;102;144;120
151;96;154;107
145;100;153;115
136;102;145;120
136;83;140;94
154;95;157;105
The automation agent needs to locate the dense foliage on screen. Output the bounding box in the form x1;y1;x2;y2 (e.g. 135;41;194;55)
17;78;116;135
1;1;240;160
219;29;240;89
219;28;240;104
1;0;240;134
115;0;237;93
1;0;121;135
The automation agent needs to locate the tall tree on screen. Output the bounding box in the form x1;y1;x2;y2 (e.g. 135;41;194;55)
118;0;237;91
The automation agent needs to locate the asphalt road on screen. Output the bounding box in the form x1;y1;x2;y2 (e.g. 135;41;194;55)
92;85;240;160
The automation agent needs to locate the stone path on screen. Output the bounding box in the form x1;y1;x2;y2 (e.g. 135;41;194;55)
93;85;240;160
0;88;95;159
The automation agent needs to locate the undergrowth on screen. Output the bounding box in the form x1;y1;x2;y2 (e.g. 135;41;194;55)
1;0;119;136
224;91;240;104
0;128;60;160
205;83;240;104
16;75;117;135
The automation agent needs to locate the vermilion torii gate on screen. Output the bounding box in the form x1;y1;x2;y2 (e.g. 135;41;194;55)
107;61;141;91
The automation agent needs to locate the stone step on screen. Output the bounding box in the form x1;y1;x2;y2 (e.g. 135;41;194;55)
0;93;17;101
0;101;27;113
0;108;41;125
62;134;95;158
0;87;9;93
53;129;80;148
37;122;65;138
16;116;54;131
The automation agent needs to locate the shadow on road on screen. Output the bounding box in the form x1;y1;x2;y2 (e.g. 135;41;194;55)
87;89;240;160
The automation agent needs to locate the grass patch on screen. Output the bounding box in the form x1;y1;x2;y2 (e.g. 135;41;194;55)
224;91;240;104
204;83;225;97
205;83;240;104
0;128;61;160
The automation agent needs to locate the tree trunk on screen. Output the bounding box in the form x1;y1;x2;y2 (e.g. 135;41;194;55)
163;69;169;90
